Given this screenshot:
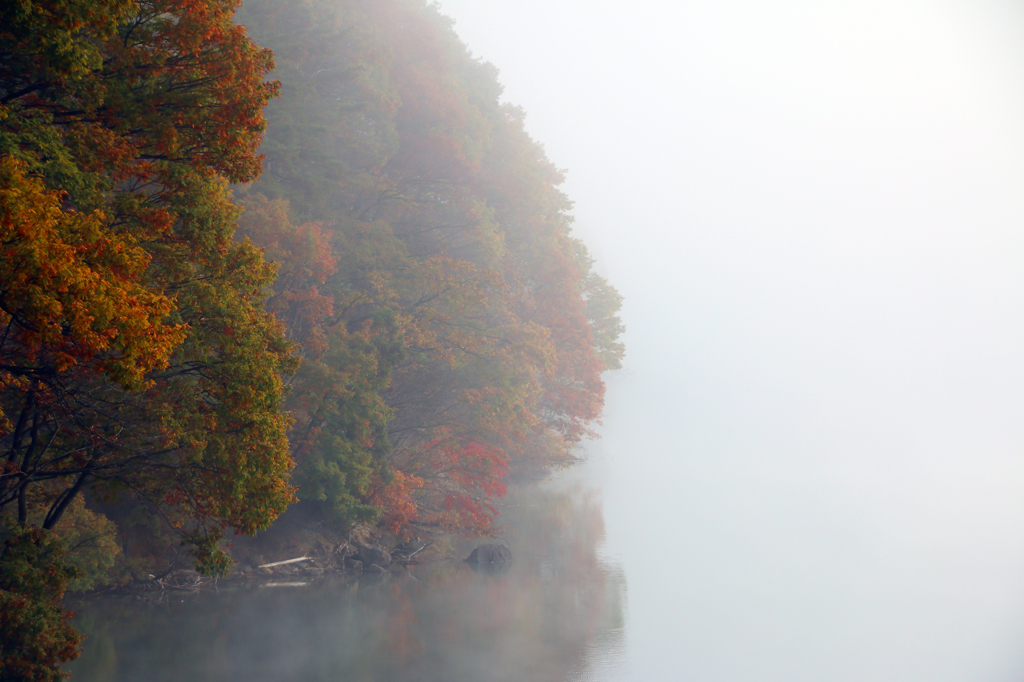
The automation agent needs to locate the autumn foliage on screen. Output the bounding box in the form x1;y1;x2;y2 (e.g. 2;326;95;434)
0;0;623;675
236;0;625;535
0;527;82;682
1;1;292;675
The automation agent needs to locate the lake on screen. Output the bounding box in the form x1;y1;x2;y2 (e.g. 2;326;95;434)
67;472;627;682
67;361;1024;681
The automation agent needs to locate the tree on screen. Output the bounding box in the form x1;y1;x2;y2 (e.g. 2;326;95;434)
0;0;307;585
1;2;299;673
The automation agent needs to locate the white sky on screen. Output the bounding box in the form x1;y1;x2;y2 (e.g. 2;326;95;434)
438;1;1024;680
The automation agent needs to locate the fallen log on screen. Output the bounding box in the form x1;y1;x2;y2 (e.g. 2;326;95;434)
258;556;312;569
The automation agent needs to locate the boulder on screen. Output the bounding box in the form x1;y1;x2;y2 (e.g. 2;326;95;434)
344;558;363;573
465;543;512;565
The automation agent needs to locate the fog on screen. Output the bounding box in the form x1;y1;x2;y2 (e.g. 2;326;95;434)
68;480;626;682
438;1;1024;680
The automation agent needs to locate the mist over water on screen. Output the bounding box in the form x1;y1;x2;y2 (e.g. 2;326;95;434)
437;0;1024;680
68;476;627;681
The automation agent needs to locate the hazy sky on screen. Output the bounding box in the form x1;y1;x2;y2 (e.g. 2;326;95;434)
437;1;1024;680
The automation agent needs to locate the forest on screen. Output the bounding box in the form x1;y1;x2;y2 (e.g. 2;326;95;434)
0;0;623;677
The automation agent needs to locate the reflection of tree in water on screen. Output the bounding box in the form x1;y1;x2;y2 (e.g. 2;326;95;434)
378;482;627;681
67;482;625;682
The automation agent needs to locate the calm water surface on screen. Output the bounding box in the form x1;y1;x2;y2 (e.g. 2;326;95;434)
66;359;1024;682
67;477;626;682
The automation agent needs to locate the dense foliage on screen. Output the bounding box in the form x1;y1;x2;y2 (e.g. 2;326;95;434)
236;0;624;535
0;0;294;537
0;526;81;682
0;0;622;676
1;0;290;676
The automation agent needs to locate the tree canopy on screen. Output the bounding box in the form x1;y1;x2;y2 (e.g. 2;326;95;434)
236;0;625;535
1;1;291;674
0;0;623;676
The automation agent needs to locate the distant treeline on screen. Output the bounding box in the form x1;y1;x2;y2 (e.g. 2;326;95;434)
0;0;622;676
235;0;625;534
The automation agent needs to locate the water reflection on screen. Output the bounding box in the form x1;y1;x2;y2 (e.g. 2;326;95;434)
67;478;625;682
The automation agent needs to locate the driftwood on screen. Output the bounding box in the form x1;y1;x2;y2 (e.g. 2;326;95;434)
406;542;431;561
258;556;312;569
154;580;202;592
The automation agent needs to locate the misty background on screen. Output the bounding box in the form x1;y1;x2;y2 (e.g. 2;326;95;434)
437;1;1024;680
